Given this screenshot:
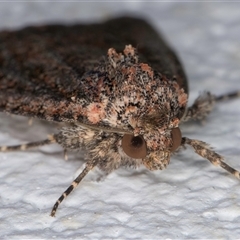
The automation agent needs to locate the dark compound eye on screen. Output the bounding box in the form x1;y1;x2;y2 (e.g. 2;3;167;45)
122;134;147;159
170;127;182;152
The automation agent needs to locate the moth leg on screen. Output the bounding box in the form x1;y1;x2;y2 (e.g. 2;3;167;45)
28;118;33;126
182;91;240;122
182;137;240;179
182;92;215;122
214;90;240;102
0;135;56;152
50;159;98;217
63;149;68;160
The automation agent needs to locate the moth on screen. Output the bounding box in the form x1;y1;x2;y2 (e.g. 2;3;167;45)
0;17;239;217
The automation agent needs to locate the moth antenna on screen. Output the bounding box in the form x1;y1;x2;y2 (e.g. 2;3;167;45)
0;134;56;152
50;160;98;217
214;90;240;102
182;137;240;179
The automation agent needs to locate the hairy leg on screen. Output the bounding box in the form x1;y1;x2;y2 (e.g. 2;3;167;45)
50;158;98;217
182;91;240;122
182;137;240;179
0;135;56;152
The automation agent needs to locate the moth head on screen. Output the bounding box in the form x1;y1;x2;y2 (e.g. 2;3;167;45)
121;127;182;160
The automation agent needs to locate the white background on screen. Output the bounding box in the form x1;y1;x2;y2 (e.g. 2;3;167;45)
0;2;240;239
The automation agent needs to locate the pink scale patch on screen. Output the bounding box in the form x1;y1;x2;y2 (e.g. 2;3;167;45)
87;102;106;124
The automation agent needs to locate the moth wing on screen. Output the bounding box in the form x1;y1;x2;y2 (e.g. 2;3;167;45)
0;17;187;123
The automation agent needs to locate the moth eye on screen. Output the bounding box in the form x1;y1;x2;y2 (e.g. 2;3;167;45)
122;134;147;159
170;127;182;152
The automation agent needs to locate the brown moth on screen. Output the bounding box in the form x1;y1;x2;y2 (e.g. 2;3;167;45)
0;17;239;216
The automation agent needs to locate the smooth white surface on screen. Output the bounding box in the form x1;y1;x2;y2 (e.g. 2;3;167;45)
0;2;240;239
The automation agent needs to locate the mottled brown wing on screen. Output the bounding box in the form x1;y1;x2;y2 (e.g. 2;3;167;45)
0;16;188;122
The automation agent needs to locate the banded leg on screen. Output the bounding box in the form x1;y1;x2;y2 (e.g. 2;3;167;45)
50;159;98;217
214;90;240;102
0;134;56;152
182;90;240;122
182;137;240;179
